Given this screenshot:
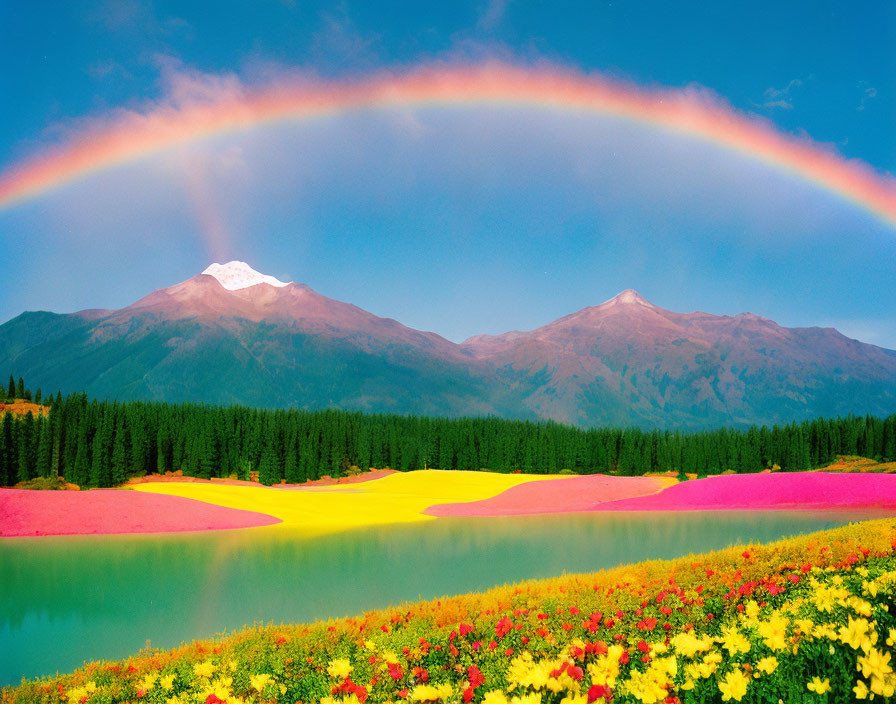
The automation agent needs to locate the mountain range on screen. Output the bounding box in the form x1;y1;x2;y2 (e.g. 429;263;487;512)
2;261;894;429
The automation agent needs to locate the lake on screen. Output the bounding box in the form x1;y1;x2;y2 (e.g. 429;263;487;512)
0;509;886;686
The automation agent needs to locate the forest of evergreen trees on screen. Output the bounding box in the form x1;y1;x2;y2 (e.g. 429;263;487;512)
2;375;895;488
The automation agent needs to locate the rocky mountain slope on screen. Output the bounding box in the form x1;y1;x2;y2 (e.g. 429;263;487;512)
2;263;894;428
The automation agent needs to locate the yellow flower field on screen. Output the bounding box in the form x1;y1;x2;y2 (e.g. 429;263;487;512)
128;470;562;534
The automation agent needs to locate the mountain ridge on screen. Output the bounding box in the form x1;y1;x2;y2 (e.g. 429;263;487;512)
2;263;894;429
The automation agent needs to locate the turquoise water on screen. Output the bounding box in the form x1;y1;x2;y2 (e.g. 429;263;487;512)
0;510;886;686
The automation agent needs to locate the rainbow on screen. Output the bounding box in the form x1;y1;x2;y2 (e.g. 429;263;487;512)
1;62;895;229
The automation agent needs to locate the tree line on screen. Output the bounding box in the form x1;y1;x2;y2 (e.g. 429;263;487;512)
1;379;895;487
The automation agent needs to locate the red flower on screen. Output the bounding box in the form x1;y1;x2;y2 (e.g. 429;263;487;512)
588;684;610;702
205;695;226;704
568;665;584;681
459;622;474;636
495;617;513;638
463;687;474;702
468;665;485;689
637;640;649;653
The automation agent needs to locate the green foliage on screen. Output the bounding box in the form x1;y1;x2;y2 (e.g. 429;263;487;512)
14;475;77;490
2;376;896;488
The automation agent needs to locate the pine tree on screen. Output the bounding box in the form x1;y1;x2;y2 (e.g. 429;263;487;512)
16;377;25;400
91;411;113;487
0;412;10;485
70;421;90;487
111;414;129;485
36;416;53;477
17;412;35;483
284;428;300;483
6;375;14;400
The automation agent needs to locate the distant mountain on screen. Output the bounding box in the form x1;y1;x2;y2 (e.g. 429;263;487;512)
461;289;896;428
2;262;895;429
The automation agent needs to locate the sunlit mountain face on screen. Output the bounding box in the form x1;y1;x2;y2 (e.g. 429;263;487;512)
1;263;894;429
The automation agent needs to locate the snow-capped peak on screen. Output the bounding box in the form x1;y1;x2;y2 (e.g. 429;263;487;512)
600;289;654;307
202;261;291;291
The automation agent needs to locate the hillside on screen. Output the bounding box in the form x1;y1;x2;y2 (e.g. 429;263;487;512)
2;262;895;429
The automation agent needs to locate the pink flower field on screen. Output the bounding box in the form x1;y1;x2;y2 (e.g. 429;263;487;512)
593;471;896;511
0;488;281;537
425;474;671;516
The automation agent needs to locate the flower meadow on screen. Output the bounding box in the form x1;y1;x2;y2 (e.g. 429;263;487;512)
4;518;896;704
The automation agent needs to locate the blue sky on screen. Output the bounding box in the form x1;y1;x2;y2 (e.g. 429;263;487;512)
1;0;894;347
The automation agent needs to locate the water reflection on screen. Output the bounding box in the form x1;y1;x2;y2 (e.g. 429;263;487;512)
1;510;886;685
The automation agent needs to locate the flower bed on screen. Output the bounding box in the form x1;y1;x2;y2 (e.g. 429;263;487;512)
595;472;896;512
0;488;280;537
425;475;672;517
4;518;895;703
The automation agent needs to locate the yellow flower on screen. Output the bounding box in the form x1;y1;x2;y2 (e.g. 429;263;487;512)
869;674;895;698
65;686;89;704
857;648;893;681
409;684;442;702
756;657;778;675
719;626;750;656
854;679;870;700
758;613;789;651
718;669;749;702
364;639;377;651
559;694;587;704
483;690;510;704
624;667;669;703
160;674;176;691
848;596;874;618
839;617;874;651
328;658;353;680
250;673;273;692
795;618;816;638
137;673;157;691
807;677;830;694
670;631;713;658
587;646;624;687
193;661;215;679
510;694;542;704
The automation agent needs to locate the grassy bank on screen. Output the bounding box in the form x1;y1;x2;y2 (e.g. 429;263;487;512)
4;518;895;703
